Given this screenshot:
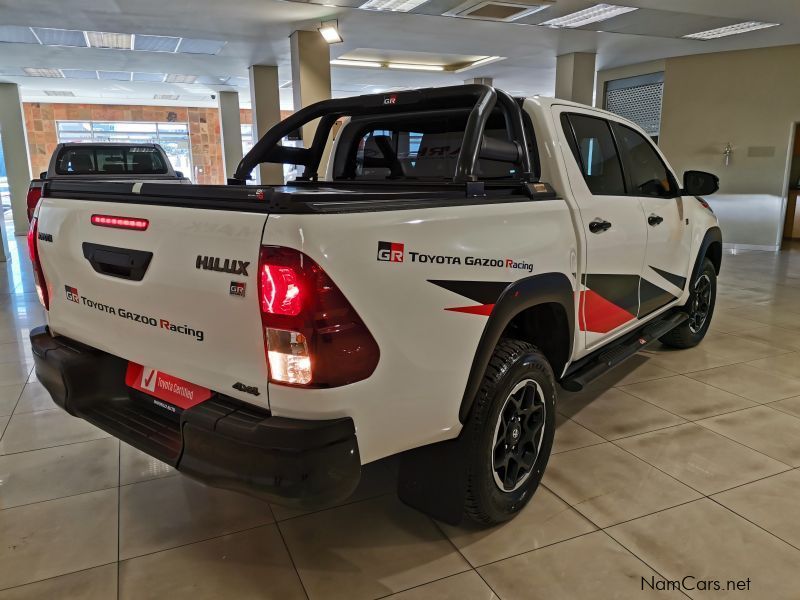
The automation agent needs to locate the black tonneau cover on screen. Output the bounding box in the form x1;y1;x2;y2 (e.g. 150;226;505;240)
43;179;557;215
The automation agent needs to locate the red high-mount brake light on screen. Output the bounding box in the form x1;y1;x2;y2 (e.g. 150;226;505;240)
26;186;42;222
91;214;149;231
258;246;380;387
27;218;50;310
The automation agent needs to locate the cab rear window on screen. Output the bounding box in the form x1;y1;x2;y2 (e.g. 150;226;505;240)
55;146;168;175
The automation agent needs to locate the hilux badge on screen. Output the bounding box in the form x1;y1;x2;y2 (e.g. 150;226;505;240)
196;255;250;276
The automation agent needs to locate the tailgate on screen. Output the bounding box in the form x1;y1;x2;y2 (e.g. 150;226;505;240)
36;197;270;408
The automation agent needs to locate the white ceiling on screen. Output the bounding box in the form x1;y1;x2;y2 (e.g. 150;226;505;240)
0;0;797;109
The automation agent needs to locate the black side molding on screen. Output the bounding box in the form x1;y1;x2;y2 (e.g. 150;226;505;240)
458;272;574;423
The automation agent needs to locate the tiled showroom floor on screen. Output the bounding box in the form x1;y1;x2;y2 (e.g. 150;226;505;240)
3;219;800;599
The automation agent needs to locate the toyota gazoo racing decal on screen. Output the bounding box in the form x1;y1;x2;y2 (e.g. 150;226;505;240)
64;285;205;342
376;241;534;273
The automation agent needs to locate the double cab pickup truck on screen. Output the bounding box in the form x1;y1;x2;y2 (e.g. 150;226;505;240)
28;85;721;525
26;142;189;221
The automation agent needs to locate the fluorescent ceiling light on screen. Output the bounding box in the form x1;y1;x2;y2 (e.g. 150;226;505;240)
388;63;445;71
132;72;167;82
62;69;99;79
359;0;429;11
176;38;227;55
330;59;382;68
99;70;132;81
540;3;637;28
0;26;38;44
318;21;343;44
683;21;780;40
154;94;180;100
23;67;63;78
164;73;197;83
133;34;180;52
279;80;293;89
44;90;75;96
85;31;132;49
31;27;87;47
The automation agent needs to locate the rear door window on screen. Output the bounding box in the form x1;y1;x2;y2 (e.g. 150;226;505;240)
562;114;626;196
55;146;168;175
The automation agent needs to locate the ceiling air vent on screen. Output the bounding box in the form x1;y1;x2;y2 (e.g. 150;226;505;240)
445;0;554;21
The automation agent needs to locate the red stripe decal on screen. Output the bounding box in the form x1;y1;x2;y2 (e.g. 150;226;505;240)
579;290;634;333
445;304;495;316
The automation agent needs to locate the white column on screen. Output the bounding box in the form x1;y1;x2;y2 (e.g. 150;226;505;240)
248;65;284;185
290;30;332;148
218;91;243;182
0;82;32;242
555;52;596;106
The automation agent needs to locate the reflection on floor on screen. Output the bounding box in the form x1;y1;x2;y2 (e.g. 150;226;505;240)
2;226;800;599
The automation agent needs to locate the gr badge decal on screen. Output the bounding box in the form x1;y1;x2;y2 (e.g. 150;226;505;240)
65;285;80;303
230;281;246;297
196;255;250;276
377;241;404;262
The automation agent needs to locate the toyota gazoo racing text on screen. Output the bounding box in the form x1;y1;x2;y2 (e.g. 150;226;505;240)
28;85;721;525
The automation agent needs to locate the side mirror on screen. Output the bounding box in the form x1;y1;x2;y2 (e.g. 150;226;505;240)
175;171;184;178
39;171;47;179
682;170;719;196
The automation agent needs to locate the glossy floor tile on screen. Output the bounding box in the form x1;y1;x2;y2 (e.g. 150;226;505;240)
4;226;800;598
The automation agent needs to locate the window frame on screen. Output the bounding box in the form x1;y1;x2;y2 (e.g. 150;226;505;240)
560;112;629;197
609;121;679;199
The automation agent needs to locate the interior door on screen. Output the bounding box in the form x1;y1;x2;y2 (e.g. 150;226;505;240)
556;110;648;349
611;122;693;317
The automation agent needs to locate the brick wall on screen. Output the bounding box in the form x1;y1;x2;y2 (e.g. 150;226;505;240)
22;103;294;184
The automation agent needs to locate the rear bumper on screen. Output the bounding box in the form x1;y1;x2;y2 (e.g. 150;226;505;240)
29;325;361;509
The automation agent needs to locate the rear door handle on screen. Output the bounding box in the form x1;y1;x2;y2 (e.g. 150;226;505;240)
648;214;664;226
589;219;612;234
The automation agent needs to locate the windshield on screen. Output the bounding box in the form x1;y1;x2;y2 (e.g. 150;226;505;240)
55;146;169;175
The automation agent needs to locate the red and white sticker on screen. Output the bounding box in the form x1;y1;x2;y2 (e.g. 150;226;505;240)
125;363;211;410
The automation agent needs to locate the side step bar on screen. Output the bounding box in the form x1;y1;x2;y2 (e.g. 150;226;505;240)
561;311;688;392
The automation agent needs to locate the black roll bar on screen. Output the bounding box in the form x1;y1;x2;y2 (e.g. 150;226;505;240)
231;84;533;184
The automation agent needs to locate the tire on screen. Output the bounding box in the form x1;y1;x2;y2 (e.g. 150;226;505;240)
462;338;556;525
659;257;717;349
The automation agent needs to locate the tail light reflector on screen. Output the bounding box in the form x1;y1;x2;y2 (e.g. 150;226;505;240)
91;214;149;231
26;186;42;222
27;218;50;310
258;246;379;387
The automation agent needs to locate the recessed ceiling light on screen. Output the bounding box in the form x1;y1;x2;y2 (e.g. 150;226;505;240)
44;90;75;96
359;0;429;11
318;21;343;44
176;38;227;55
23;67;63;78
165;73;198;83
154;94;180;100
133;34;181;52
683;21;780;40
85;31;132;50
540;3;637;28
30;27;87;47
387;63;445;71
330;59;382;68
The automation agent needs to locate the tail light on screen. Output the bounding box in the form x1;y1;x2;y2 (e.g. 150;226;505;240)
27;218;50;310
258;246;379;387
26;186;42;222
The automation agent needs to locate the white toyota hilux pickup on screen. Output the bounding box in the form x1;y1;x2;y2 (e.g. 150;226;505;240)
28;85;721;525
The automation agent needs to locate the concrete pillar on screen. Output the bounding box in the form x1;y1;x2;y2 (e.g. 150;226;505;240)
218;91;243;182
464;77;493;86
290;30;331;148
555;52;596;106
248;65;283;185
0;83;32;240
